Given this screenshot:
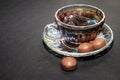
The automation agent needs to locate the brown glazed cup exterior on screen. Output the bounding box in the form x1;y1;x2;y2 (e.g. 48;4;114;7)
55;4;105;46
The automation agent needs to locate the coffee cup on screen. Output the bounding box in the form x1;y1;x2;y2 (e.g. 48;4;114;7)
50;4;105;46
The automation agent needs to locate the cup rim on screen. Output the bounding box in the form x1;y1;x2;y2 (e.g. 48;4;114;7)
55;4;105;30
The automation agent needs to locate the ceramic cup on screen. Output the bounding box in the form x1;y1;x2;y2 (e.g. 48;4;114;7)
54;4;105;46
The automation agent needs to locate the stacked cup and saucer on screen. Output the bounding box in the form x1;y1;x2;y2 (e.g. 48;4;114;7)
42;4;113;57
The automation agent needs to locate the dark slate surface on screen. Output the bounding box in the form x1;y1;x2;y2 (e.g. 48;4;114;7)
0;0;120;80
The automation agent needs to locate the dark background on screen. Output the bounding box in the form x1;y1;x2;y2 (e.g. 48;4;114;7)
0;0;120;80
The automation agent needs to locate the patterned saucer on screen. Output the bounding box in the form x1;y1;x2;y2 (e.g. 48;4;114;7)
42;23;113;57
